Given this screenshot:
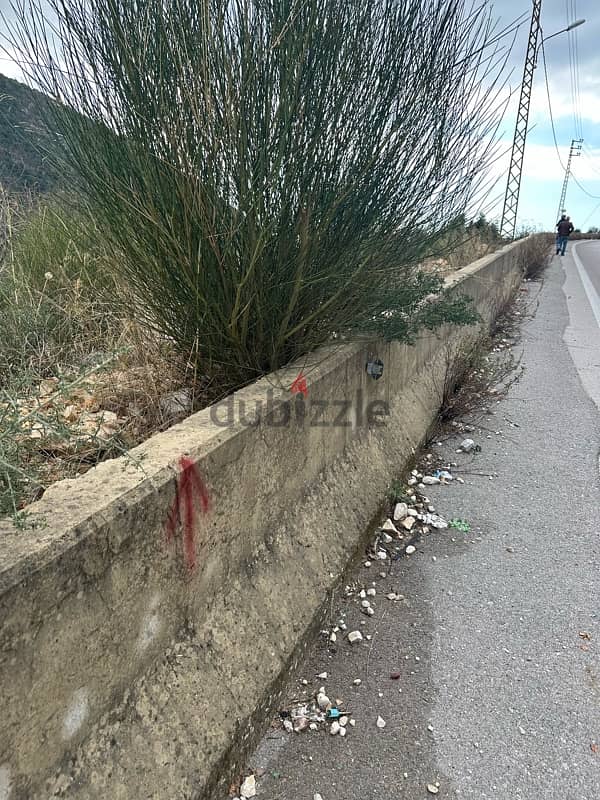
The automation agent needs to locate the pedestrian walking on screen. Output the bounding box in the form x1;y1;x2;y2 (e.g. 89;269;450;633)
556;215;574;255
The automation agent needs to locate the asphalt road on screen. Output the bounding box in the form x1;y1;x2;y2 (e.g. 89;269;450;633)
246;246;600;800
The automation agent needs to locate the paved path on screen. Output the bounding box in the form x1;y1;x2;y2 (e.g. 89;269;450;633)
248;247;600;800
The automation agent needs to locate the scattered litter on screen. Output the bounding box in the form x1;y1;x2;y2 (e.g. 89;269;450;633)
433;469;454;482
376;716;386;729
449;518;470;533
240;775;256;798
422;476;440;485
579;632;592;641
326;708;342;720
421;513;448;529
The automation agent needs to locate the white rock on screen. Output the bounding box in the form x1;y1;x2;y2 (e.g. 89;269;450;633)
411;469;418;476
366;607;375;616
376;716;386;729
330;721;340;735
394;502;408;521
329;632;337;643
367;588;376;597
405;545;416;555
309;722;318;730
407;508;418;517
339;716;349;727
401;516;415;531
364;561;372;568
301;679;308;685
382;518;398;534
427;784;439;795
353;678;362;686
317;693;330;710
318;672;328;679
339;726;347;737
361;600;371;609
422;476;440;485
456;477;465;484
381;532;393;544
283;719;294;733
377;551;387;560
359;589;367;598
314;795;324;800
417;483;426;491
460;438;476;452
240;775;256;798
349;718;356;726
408;477;417;486
348;631;363;644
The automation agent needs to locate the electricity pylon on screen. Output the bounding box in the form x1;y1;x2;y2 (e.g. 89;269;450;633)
500;0;542;240
556;138;583;222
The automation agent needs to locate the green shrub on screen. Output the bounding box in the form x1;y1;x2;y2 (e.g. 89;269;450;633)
8;0;510;394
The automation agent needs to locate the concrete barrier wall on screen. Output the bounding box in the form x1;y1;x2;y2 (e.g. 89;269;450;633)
0;241;527;800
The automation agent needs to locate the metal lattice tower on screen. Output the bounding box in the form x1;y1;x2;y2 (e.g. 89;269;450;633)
500;0;542;240
556;138;583;222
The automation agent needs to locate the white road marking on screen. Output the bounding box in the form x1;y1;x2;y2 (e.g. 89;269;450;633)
572;242;600;329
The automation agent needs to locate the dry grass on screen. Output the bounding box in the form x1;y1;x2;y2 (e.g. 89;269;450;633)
0;196;198;520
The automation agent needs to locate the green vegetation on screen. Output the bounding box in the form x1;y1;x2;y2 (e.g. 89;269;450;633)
0;1;517;521
7;0;510;392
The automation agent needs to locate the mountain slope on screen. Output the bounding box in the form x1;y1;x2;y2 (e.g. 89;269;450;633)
0;72;60;193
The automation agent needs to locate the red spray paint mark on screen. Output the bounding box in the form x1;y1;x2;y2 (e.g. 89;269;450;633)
166;456;210;571
290;371;308;397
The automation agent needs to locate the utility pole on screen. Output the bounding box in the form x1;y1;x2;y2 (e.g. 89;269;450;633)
556;138;583;222
500;0;542;240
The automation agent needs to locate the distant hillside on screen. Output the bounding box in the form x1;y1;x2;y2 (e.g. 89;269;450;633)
0;73;61;193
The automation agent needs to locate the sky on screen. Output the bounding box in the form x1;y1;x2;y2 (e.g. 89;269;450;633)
1;0;599;233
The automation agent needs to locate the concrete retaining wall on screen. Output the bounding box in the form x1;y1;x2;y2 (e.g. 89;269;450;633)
0;241;527;799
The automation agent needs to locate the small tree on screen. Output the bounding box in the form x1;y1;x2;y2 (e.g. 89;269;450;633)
7;0;511;392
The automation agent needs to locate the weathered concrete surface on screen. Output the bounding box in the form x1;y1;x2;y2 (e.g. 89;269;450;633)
249;251;600;800
0;241;528;799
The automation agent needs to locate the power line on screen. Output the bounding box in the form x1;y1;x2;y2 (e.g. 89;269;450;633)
540;38;566;171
